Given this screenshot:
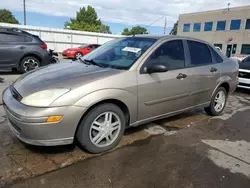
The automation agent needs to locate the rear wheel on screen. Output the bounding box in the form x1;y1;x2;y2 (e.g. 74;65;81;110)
19;56;40;73
76;103;125;153
75;52;83;59
205;87;227;116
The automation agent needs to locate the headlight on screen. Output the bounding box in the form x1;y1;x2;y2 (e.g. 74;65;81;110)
21;89;70;107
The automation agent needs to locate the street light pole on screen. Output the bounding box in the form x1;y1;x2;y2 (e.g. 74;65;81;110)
23;0;26;25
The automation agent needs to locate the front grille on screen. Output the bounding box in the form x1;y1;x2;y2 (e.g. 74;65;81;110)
239;83;250;87
10;86;22;101
238;71;250;79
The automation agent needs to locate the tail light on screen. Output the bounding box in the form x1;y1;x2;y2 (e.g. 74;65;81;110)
40;44;47;49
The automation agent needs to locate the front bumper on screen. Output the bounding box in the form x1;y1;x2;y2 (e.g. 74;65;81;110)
2;87;86;146
238;77;250;89
63;51;75;58
238;69;250;89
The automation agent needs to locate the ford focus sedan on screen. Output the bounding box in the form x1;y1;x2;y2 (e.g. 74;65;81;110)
2;35;238;153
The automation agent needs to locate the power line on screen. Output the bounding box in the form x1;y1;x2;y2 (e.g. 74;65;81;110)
145;16;165;28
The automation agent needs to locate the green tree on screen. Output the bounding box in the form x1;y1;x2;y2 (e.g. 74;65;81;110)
169;21;178;35
122;26;148;35
65;6;111;34
0;9;19;24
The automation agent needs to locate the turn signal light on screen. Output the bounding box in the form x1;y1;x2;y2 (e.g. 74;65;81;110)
46;116;63;123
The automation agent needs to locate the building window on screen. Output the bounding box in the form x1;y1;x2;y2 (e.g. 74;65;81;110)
245;19;250;29
241;44;250;54
214;44;222;49
230;19;241;30
183;24;190;32
216;21;226;31
204;22;213;31
193;23;201;32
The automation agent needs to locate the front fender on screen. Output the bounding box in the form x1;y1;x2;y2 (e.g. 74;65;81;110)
74;89;138;124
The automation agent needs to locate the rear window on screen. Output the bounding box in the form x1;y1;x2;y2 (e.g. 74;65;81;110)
24;36;33;42
187;40;212;66
32;35;45;43
209;46;224;63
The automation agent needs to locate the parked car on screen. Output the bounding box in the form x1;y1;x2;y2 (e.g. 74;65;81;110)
0;27;51;73
63;44;101;59
3;35;238;153
238;55;250;89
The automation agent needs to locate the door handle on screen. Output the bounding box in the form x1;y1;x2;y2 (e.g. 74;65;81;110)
176;73;187;80
18;46;25;50
210;67;217;73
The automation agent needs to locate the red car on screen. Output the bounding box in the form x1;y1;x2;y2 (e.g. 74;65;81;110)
63;44;101;59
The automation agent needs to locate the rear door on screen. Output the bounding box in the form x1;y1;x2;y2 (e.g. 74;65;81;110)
185;40;221;106
0;32;26;68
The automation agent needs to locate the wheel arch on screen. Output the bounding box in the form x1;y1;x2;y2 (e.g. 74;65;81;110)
74;98;132;140
19;53;42;66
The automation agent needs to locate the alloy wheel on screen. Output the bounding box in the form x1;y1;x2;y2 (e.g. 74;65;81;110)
89;112;121;148
214;91;226;112
23;59;39;72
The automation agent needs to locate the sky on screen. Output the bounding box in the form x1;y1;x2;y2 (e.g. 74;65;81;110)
1;0;250;34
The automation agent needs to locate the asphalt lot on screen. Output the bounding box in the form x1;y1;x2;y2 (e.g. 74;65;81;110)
1;72;250;187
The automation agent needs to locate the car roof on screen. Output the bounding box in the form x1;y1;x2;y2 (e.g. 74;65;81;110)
126;34;210;44
0;27;32;36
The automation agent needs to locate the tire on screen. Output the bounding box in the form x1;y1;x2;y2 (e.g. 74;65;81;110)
76;103;126;153
75;52;83;59
19;56;40;73
205;87;228;116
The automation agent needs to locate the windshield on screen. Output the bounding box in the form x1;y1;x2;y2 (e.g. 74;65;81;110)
81;37;157;70
79;44;88;48
242;55;250;63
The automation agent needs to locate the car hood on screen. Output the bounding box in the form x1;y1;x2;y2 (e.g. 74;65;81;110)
13;60;121;97
239;62;250;70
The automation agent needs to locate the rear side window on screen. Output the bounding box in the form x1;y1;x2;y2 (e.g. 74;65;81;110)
24;36;33;42
0;33;25;42
209;46;223;63
147;40;185;70
187;40;212;66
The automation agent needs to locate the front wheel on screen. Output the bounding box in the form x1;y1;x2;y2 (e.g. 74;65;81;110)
76;103;125;153
75;52;82;59
205;87;227;116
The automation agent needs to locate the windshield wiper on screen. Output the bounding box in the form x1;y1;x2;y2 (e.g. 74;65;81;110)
83;59;104;68
78;57;90;65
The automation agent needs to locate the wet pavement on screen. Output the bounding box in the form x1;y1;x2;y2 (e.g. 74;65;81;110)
7;94;250;188
1;74;250;187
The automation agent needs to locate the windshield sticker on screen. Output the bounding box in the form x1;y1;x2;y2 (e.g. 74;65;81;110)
122;47;141;53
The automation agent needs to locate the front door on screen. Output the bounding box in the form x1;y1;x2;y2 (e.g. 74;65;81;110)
226;44;232;57
137;39;192;121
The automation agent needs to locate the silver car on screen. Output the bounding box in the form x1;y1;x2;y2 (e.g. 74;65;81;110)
238;55;250;89
2;35;239;153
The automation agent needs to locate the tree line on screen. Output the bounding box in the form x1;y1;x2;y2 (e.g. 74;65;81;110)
0;7;178;35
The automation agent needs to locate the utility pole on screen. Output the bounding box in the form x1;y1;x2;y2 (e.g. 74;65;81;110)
23;0;26;25
164;17;167;34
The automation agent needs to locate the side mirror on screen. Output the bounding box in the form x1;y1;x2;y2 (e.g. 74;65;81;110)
147;64;168;74
86;47;91;50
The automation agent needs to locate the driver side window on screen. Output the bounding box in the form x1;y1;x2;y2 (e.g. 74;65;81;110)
147;40;185;70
